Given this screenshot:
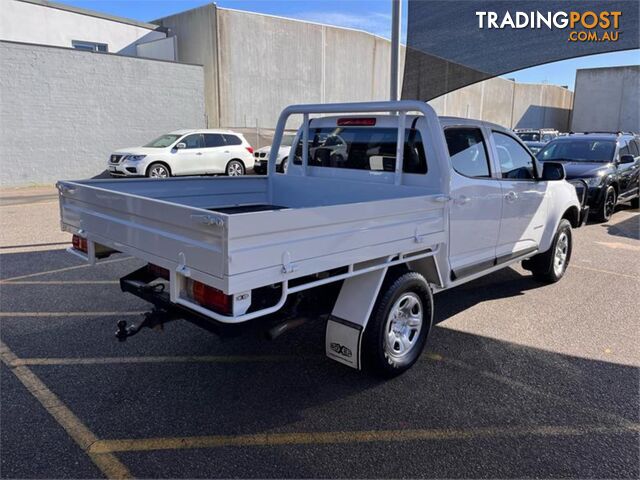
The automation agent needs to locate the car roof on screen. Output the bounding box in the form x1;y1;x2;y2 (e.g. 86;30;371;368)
167;129;243;136
554;133;634;142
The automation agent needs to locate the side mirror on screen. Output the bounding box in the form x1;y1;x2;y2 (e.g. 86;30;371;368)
541;161;566;181
619;154;634;164
175;142;186;150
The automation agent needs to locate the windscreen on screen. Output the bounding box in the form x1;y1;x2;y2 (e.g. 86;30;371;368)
537;139;616;162
517;132;541;142
292;127;427;174
144;134;182;148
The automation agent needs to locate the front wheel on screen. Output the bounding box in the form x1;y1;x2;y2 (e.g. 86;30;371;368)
630;196;639;209
595;186;616;222
361;271;433;378
226;160;245;176
147;163;171;178
522;219;572;283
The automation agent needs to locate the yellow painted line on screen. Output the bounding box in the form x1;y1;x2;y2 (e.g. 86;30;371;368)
571;264;639;280
12;352;440;367
88;423;640;454
0;280;120;285
0;341;131;479
0;311;145;318
0;256;132;283
13;354;302;366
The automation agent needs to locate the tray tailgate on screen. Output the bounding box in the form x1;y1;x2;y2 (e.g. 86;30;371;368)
58;181;226;278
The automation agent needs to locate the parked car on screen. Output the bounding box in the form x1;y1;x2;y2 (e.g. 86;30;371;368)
525;141;546;155
537;132;640;221
515;128;560;143
253;134;296;174
107;129;255;178
59;101;585;377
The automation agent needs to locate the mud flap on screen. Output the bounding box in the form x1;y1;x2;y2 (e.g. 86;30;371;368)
326;317;363;369
325;263;389;369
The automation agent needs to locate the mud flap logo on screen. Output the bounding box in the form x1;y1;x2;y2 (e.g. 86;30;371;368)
330;342;352;358
326;317;362;369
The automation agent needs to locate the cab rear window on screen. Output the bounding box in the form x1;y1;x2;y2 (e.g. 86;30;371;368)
293;127;427;174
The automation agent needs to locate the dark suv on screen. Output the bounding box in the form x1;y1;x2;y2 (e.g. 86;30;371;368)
537;133;640;222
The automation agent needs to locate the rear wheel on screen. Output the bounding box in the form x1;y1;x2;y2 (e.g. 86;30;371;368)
226;160;245;176
362;271;433;377
595;186;616;222
147;163;170;178
522;219;572;283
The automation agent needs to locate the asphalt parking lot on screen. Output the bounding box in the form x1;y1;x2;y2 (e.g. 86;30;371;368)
1;186;639;479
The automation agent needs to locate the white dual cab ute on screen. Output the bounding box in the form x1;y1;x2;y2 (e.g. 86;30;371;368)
58;101;588;377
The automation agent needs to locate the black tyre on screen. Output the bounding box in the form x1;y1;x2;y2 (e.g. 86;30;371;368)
630;196;639;209
147;163;171;178
595;186;616;222
362;271;433;378
522;219;572;283
226;160;245;176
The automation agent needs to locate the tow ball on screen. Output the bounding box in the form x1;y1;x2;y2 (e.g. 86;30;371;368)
115;309;176;341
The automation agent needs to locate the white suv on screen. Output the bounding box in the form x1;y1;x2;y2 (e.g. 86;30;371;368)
107;129;255;178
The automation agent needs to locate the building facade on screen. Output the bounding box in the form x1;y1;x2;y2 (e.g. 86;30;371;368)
0;0;175;60
571;66;639;133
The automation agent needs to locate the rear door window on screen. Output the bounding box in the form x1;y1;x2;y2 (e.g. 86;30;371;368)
293;127;427;174
445;128;491;178
203;134;225;148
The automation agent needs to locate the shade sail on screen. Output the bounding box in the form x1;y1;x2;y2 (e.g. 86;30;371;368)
402;0;640;100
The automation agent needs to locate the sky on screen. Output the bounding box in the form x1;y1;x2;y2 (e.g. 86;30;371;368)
55;0;639;90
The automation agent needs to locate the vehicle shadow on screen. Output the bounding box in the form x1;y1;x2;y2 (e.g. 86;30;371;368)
432;267;543;324
603;213;640;240
1;248;638;477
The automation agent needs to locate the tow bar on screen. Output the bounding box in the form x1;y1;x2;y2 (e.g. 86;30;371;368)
115;308;178;341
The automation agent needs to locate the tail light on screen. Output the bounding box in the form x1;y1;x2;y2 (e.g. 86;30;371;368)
147;263;169;280
186;279;231;315
245;146;254;154
72;234;88;253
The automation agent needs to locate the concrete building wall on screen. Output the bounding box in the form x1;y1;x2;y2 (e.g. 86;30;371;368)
429;77;572;130
571;66;640;133
156;5;570;132
0;0;168;57
155;7;398;129
216;8;396;129
0;41;205;186
512;83;573;130
154;4;219;126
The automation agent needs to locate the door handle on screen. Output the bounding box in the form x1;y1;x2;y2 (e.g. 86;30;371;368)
454;195;471;205
196;152;203;156
505;191;518;202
